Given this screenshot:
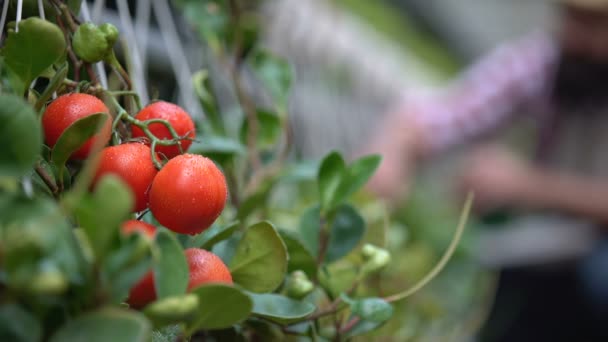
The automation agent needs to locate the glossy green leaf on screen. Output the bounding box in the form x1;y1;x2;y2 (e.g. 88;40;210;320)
189;135;246;156
50;308;151;342
299;204;365;263
333;155;381;206
249;293;315;324
240;109;281;148
154;231;189;299
143;294;199;327
229;222;287;293
2;18;66;94
317;151;345;212
325;204;366;262
0;94;42;177
0;304;41;342
74;175;134;259
279;230;317;279
34;62;68;112
344;296;393;323
188;284;252;331
211;235;240;265
188;221;239;250
249;49;292;111
51;113;109;175
340;295;393;338
298;205;321;257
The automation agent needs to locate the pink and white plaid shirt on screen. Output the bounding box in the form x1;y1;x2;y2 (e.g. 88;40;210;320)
405;31;560;153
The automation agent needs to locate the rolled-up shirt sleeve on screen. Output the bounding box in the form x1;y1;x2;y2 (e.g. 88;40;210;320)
405;31;559;153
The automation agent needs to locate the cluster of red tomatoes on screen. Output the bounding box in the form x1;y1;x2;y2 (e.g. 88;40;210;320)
42;93;232;308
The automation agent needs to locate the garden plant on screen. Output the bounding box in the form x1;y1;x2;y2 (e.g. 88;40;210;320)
0;0;474;341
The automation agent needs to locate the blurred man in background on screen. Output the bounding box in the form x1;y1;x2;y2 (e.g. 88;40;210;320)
367;0;608;340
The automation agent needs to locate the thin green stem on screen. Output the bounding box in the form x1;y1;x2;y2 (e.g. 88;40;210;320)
316;216;330;266
105;94;188;169
106;52;133;90
35;162;58;197
109;90;143;110
383;193;474;303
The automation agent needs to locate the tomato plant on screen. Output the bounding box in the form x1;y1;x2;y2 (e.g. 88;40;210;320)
0;1;478;341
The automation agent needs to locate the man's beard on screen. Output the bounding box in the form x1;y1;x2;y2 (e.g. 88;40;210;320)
551;53;608;110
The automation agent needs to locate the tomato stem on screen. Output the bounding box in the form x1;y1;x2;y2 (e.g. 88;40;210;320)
105;93;189;169
383;192;474;303
34;161;59;197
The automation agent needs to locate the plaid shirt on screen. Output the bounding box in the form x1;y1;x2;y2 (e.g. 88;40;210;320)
405;31;560;153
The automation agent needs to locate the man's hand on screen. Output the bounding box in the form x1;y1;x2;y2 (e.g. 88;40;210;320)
460;144;534;211
361;107;425;205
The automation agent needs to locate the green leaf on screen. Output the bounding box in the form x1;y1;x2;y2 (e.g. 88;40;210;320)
236;179;276;221
51;113;109;174
249;49;292;111
249;293;315;324
35;62;69;112
299;205;321;257
103;234;152;303
192;70;223;134
74;175;134;260
344;296;393;323
240;109;281;149
317;151;346;212
334;155;382;206
279;230;317;279
0;94;42;177
325;204;366;263
50;308;151;342
2;18;66;94
182;1;229;53
188;221;239;250
281;160;319;183
154;231;189;299
229;222;287;293
189;135;246;156
342;297;393;338
143;294;199;328
0;304;41;342
0;196;79;294
188;284;252;331
299;204;365;263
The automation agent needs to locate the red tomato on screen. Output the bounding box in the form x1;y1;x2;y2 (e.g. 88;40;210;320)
185;248;233;291
131;101;195;159
125;269;155;309
126;248;232;309
42;93;111;160
121;220;157;239
149;154;227;235
92;143;158;212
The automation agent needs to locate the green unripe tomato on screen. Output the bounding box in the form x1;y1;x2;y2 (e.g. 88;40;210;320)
99;23;119;46
72;22;119;63
286;270;314;299
143;294;199;325
361;243;391;275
